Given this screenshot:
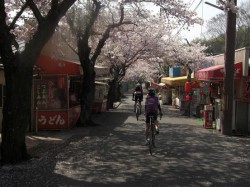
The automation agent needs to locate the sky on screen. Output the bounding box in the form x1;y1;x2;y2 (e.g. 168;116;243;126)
181;0;248;41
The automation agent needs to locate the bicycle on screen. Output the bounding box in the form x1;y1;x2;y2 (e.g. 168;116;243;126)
135;99;141;121
147;114;162;155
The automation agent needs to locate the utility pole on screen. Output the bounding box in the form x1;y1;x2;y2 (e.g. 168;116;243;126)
205;0;237;135
222;0;237;135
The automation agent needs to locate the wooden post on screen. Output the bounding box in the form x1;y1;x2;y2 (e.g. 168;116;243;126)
221;0;237;135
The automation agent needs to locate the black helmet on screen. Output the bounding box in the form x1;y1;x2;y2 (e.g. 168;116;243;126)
148;88;155;96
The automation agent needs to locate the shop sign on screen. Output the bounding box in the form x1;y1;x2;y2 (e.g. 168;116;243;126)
239;76;250;102
37;111;68;129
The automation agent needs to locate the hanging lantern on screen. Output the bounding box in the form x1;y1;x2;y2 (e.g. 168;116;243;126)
186;94;190;101
185;82;191;93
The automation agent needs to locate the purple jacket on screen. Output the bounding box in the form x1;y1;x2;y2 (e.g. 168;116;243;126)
145;96;159;114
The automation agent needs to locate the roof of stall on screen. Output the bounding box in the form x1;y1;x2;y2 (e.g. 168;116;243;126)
195;62;242;81
36;55;82;75
161;75;195;87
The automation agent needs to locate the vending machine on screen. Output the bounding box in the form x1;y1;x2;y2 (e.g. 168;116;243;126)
203;105;213;129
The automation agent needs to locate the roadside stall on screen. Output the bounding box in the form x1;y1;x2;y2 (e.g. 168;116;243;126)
195;62;243;130
161;75;197;111
150;82;167;101
33;55;82;130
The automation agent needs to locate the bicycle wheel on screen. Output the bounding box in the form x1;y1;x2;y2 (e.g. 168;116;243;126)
148;118;153;155
148;132;153;155
135;104;139;120
151;122;156;148
136;107;139;120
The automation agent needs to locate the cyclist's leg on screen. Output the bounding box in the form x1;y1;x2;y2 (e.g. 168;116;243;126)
154;114;159;134
145;124;150;145
145;114;150;144
134;99;137;112
145;123;150;139
139;101;142;114
146;113;153;138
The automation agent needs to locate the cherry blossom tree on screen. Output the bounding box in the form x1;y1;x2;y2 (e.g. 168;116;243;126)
64;0;136;126
46;0;201;120
99;15;171;108
163;39;213;81
92;0;205;108
124;60;160;82
0;0;76;164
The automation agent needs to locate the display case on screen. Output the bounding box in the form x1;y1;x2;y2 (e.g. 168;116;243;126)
92;81;109;113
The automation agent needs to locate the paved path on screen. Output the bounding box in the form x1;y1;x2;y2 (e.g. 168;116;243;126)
1;94;250;187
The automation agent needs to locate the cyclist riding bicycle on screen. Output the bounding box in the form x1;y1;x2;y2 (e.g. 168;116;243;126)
144;87;162;145
132;83;143;113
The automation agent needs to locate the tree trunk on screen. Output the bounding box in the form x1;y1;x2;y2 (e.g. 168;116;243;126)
107;79;117;110
1;57;33;163
107;79;121;110
77;59;96;127
115;83;122;102
0;0;77;164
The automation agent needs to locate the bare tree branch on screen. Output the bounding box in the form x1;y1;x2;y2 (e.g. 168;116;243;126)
27;0;44;24
9;1;29;30
91;3;133;63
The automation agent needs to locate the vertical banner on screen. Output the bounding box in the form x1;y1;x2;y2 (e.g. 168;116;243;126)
240;77;250;102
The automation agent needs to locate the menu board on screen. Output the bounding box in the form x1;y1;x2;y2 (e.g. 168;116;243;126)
34;76;67;109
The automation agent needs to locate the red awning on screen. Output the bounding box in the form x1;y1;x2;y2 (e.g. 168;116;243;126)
195;62;242;80
36;55;81;75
